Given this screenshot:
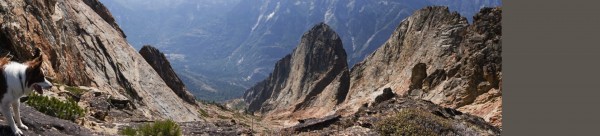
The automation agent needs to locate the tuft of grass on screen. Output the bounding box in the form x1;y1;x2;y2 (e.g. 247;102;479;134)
120;127;138;136
217;115;230;119
25;93;85;121
233;113;246;119
120;119;182;136
64;86;87;96
198;108;209;118
375;108;452;136
239;123;250;127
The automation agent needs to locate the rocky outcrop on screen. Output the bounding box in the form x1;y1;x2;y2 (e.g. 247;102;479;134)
139;45;197;105
244;23;350;120
0;0;200;122
284;114;341;133
288;97;500;135
340;6;502;127
372;88;396;106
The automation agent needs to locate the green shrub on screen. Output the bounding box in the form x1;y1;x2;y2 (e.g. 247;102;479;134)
120;120;182;136
375;108;452;136
120;127;138;136
25;93;85;121
64;86;86;96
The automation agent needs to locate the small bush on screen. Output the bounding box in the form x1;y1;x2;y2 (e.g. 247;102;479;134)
120;120;182;136
25;93;85;121
375;108;452;136
64;86;87;96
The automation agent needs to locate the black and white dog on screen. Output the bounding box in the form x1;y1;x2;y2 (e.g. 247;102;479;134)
0;48;52;135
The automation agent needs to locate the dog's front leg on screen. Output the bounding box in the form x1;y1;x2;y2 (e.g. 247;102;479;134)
12;101;28;130
1;103;22;135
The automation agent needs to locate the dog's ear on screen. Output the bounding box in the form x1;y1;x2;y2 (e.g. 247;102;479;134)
32;47;42;61
27;47;43;69
29;58;42;70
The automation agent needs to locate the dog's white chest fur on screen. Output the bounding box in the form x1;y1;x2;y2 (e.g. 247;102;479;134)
2;62;30;102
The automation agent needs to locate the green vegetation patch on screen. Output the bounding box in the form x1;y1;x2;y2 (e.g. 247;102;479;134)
25;93;85;121
233;113;246;119
198;108;209;118
120;119;182;136
64;86;87;96
375;108;453;136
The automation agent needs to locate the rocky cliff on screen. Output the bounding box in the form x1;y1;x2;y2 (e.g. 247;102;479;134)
0;0;200;122
139;45;197;105
341;6;502;127
244;23;350;120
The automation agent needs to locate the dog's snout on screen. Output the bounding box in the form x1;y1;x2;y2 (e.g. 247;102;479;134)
43;79;53;89
40;83;53;89
44;84;53;89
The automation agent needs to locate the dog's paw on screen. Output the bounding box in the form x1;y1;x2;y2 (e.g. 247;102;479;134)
18;124;28;130
13;128;23;136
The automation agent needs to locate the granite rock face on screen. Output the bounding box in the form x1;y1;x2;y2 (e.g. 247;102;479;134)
244;23;350;120
82;0;125;38
0;0;200;122
139;45;197;105
341;6;502;127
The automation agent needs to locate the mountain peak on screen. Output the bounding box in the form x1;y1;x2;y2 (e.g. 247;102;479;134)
244;23;350;119
308;22;333;33
302;22;342;49
298;22;346;66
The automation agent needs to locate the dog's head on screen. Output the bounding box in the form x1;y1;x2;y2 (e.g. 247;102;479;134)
25;48;52;94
